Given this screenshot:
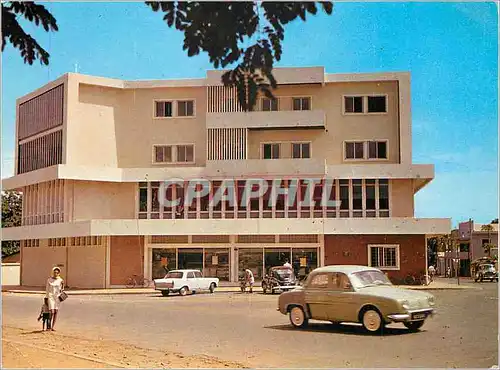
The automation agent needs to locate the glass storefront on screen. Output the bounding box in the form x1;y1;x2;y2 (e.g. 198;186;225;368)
238;248;264;280
151;248;177;279
264;248;291;274
292;248;318;280
151;246;319;282
204;248;230;281
178;248;203;270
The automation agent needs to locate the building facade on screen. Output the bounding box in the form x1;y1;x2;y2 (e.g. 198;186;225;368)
445;220;499;276
2;67;450;288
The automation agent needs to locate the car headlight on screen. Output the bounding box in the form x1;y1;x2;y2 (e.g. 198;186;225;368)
400;300;410;310
427;296;435;306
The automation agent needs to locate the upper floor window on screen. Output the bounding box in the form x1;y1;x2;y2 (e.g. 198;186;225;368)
292;143;311;159
155;101;173;117
345;141;365;160
292;97;311;111
367;96;387;113
178;100;195;117
344;141;388;160
344;96;363;113
343;95;387;114
153;144;194;164
262;143;280;159
368;141;388;159
262;98;279;112
155;100;195;118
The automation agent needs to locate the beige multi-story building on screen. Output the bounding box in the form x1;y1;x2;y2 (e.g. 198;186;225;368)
2;67;450;288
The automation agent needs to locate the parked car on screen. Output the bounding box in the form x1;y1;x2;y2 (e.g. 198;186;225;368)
277;265;436;333
153;269;219;296
474;264;499;282
262;266;299;294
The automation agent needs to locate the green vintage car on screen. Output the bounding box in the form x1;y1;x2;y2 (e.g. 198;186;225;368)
277;265;435;333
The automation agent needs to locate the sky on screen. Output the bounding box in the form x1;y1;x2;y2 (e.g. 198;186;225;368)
1;2;498;227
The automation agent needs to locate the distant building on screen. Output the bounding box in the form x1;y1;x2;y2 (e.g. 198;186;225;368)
446;220;499;276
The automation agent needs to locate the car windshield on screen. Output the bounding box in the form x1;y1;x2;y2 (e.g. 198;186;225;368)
274;269;294;279
165;272;183;279
481;264;495;271
350;270;392;288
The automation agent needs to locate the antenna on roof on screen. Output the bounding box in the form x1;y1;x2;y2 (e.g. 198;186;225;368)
74;62;79;73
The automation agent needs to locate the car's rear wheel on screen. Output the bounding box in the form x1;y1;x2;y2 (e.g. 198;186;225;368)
361;309;383;333
161;290;170;297
179;286;188;296
404;320;425;331
289;306;308;328
209;283;216;293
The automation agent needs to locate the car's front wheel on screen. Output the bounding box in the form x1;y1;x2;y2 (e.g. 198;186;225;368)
361;308;383;333
289;306;308;328
209;283;216;293
404;320;425;331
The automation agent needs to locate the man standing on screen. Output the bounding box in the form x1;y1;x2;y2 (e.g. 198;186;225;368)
245;269;255;293
283;259;292;269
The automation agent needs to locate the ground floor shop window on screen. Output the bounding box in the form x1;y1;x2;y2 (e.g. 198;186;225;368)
152;248;177;279
178;248;203;270
238;248;264;280
292;248;318;280
204;248;230;281
264;248;290;273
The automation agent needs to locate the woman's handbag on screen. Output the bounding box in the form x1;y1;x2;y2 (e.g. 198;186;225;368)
58;291;68;302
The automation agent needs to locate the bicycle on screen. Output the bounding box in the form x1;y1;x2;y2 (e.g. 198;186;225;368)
420;274;433;286
404;274;417;285
126;274;151;288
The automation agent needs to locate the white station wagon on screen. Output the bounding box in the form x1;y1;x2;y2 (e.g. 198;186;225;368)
153;269;219;296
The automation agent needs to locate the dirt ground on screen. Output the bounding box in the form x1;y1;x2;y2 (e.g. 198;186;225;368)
2;326;247;369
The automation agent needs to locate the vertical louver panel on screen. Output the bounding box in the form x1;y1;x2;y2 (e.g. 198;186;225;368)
207;128;247;160
207;85;244;113
18;84;64;140
18;129;63;174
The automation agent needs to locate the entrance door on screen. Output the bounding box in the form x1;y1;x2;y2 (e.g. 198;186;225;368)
178;249;203;271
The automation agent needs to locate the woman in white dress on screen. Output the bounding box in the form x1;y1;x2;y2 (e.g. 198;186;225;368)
46;267;64;331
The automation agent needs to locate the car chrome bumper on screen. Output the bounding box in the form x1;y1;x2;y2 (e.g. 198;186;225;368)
272;285;299;291
388;308;435;322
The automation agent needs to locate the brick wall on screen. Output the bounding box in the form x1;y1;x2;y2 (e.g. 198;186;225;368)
110;236;144;285
324;234;426;283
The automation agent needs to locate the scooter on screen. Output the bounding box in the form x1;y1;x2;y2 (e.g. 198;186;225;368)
239;277;253;293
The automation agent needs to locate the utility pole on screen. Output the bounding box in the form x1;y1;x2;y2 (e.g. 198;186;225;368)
456;241;460;285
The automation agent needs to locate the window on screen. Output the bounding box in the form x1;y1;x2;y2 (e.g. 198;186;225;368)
339;180;349;211
367;96;387;113
368;141;388;159
482;239;490;246
369;245;399;269
154;145;173;163
262;143;280;159
187;272;195;279
459;243;470;252
309;273;329;288
153;145;194;164
194;271;202;278
262;98;279;112
177;145;194;163
365;179;376;211
292;97;311;111
378;179;389;211
292;143;311;159
155;101;173;117
352;179;363;211
177;100;194;117
345;142;364;160
344;96;363;113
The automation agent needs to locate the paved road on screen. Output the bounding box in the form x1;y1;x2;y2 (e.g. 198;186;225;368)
3;282;498;368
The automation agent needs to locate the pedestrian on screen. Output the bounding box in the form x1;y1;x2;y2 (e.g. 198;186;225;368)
245;268;255;293
283;259;292;269
428;265;436;280
446;266;451;278
45;266;65;331
37;297;51;331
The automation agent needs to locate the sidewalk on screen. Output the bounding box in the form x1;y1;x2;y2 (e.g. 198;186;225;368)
2;278;474;296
